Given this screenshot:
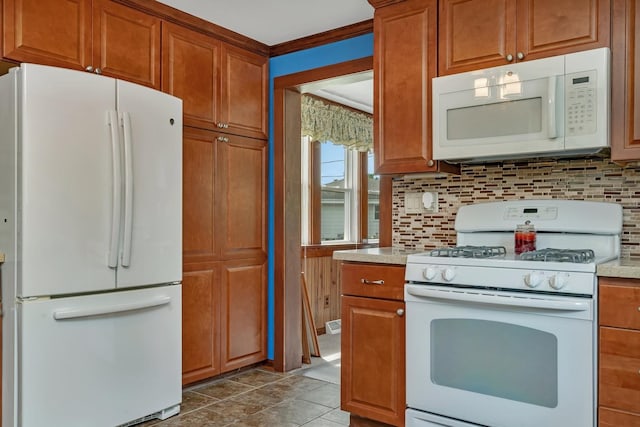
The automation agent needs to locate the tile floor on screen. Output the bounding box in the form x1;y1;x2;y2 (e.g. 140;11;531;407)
138;334;346;427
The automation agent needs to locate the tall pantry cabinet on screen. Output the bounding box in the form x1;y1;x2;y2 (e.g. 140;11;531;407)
1;0;269;385
162;23;268;384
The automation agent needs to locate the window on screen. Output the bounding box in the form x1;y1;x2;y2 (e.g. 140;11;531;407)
301;137;378;245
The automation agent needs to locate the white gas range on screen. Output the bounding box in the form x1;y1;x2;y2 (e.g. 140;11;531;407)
404;199;622;427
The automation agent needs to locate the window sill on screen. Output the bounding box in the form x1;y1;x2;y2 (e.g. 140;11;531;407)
302;242;378;258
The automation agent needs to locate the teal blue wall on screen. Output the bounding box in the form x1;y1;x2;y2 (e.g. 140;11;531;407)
267;33;374;359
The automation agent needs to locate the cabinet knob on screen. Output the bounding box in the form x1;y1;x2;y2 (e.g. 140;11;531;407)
216;136;229;143
361;278;384;285
217;122;229;129
85;65;94;72
396;308;405;317
517;52;525;60
94;68;102;75
427;159;435;167
506;54;514;62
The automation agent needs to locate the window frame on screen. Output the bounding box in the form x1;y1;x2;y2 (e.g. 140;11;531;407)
302;138;376;245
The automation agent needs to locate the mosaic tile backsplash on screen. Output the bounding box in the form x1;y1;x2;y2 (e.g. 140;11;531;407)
392;157;640;259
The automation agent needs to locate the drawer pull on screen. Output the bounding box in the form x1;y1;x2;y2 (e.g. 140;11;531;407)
361;279;384;285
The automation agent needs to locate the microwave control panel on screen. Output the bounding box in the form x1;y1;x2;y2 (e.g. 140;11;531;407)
565;70;597;136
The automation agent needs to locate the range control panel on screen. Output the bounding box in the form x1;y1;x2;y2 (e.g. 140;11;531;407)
504;206;558;221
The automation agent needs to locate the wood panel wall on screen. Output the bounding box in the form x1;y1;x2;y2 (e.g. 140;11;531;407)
301;255;342;334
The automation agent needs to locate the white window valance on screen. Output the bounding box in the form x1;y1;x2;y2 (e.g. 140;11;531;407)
301;94;373;152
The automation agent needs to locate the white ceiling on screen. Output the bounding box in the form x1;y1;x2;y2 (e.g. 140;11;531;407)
156;0;374;46
302;71;373;114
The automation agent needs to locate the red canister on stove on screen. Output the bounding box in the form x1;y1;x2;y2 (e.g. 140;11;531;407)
515;220;536;255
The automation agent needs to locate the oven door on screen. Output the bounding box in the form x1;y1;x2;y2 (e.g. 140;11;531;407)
405;284;595;427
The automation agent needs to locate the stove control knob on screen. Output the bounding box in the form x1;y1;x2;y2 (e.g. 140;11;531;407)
423;266;438;281
524;271;544;288
442;268;456;282
549;273;570;290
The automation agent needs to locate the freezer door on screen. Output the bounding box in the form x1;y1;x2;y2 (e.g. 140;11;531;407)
115;80;182;288
19;64;118;297
18;285;182;427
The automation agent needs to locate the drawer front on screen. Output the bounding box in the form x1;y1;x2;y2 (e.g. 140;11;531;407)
599;327;640;414
341;263;405;300
600;280;640;330
599;407;640;426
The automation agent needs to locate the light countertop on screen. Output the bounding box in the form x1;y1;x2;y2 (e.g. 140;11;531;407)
597;258;640;279
334;248;640;281
333;247;422;265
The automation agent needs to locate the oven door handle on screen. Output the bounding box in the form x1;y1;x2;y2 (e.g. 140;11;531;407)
406;287;590;311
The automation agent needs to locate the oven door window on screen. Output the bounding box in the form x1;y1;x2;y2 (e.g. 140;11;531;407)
431;319;557;407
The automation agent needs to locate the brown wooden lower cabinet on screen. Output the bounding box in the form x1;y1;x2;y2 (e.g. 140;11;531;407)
340;262;406;426
182;258;267;385
598;277;640;426
220;259;268;372
181;265;221;385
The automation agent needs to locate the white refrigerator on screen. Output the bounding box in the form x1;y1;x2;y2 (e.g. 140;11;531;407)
0;64;183;427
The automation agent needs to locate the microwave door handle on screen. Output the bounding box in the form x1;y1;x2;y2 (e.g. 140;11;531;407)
547;75;558;139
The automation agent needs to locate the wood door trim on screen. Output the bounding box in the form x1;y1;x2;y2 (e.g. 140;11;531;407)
270;20;373;57
272;56;375;372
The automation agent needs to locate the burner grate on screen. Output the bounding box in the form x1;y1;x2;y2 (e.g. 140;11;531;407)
518;248;595;263
429;245;507;259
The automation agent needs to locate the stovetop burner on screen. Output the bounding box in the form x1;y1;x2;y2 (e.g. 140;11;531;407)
429;245;507;259
518;248;595;264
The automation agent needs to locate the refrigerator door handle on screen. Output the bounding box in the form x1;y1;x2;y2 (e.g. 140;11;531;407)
121;112;134;267
52;295;172;320
107;110;122;268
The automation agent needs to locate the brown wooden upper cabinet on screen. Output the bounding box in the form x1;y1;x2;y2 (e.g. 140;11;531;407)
438;0;611;76
610;0;640;162
2;0;161;88
162;22;268;140
373;0;459;174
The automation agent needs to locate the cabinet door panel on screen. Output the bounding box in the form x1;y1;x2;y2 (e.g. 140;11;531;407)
219;136;267;260
374;0;439;174
599;327;640;414
220;44;268;139
599;407;640;426
599;279;640;330
162;22;219;130
439;0;516;75
341;295;405;426
183;128;218;262
92;0;161;88
517;0;610;60
220;260;267;373
611;0;640;161
3;0;91;69
182;267;220;385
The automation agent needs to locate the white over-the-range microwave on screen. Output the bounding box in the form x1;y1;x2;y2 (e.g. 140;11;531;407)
432;47;610;163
